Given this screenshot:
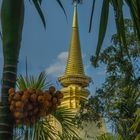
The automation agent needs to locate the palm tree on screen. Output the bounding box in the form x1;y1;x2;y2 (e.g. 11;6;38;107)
13;72;80;140
0;1;66;139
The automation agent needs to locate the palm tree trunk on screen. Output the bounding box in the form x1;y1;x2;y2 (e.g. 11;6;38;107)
0;0;24;139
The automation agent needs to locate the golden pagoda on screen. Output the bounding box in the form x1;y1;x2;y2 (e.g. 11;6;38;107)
58;3;106;139
58;3;91;111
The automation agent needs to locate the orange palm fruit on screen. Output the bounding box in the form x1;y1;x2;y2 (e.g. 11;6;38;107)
23;91;30;97
21;95;29;102
13;93;21;101
8;96;12;102
49;86;56;94
27;103;33;111
30;93;37;102
10;105;15;112
8;88;15;95
15;101;23;109
52;97;57;104
14;111;22;119
57;99;61;105
48;102;52;107
9;92;15;98
11;101;15;105
55;91;63;98
43;100;49;108
33;108;39;114
44;93;52;101
38;95;44;103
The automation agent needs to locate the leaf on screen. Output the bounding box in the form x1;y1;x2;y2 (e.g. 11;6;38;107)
32;0;46;28
126;0;140;40
112;0;129;55
95;0;110;64
52;107;80;139
89;0;96;32
56;0;67;21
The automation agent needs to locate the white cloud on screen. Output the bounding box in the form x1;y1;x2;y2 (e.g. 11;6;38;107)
46;51;68;77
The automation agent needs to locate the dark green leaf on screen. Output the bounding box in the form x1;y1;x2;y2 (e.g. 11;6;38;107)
32;0;46;28
56;0;67;21
89;0;96;32
95;0;110;63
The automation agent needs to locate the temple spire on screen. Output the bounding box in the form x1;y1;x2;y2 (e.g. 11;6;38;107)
65;4;84;76
58;4;91;87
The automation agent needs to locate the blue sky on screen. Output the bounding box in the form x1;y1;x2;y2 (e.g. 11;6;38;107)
0;1;130;94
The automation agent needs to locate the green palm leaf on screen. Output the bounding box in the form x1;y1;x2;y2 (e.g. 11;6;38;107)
56;0;67;21
88;0;96;32
95;0;110;64
32;119;59;140
97;133;123;140
30;0;67;28
32;0;46;28
17;72;50;91
52;107;80;139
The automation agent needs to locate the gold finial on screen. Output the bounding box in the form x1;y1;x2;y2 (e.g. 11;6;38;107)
72;2;78;28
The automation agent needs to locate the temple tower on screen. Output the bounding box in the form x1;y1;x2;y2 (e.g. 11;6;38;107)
58;3;106;139
58;3;91;111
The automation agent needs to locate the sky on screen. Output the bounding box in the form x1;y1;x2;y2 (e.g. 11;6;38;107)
0;0;130;95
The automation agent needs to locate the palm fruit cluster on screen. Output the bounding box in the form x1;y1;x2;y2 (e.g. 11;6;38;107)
8;86;63;125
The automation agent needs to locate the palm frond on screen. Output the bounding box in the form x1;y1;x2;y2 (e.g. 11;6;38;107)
97;133;123;140
32;0;46;28
88;0;96;32
52;107;80;139
30;0;67;28
17;72;50;91
32;119;59;140
95;0;110;64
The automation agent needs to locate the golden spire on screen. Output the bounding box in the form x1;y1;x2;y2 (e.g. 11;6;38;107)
58;4;91;87
65;3;84;75
72;2;78;28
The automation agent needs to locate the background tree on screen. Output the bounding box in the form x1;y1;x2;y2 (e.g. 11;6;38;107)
76;19;140;140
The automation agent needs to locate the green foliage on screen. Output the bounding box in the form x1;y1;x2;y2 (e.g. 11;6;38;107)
52;107;80;139
77;19;140;140
131;109;140;140
97;133;123;140
17;71;50;91
88;0;140;64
